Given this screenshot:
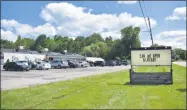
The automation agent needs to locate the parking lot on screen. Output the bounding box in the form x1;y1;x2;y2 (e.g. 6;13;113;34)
1;65;130;90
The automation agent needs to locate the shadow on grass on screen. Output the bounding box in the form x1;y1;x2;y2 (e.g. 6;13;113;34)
176;88;186;92
107;82;170;86
124;82;163;86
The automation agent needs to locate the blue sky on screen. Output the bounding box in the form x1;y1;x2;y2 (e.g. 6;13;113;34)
1;1;186;49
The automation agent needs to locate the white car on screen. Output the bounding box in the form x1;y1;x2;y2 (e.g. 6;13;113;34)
50;60;69;69
78;61;90;67
36;61;51;70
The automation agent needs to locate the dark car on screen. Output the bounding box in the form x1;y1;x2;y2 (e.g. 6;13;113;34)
3;62;30;71
94;61;105;67
28;61;37;70
67;60;79;68
115;61;122;66
105;60;116;66
121;60;129;65
88;61;94;67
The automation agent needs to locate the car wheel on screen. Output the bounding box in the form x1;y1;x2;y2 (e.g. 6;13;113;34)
39;66;42;70
5;68;8;71
58;65;61;69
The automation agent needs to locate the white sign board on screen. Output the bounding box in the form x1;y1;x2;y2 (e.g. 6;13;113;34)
131;49;171;66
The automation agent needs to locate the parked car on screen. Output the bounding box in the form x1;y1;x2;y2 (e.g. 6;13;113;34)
88;61;94;67
67;60;79;68
121;60;129;65
36;61;51;70
28;61;37;70
93;61;105;67
105;60;116;66
50;60;69;69
3;62;30;71
115;60;122;66
15;61;29;66
78;61;90;67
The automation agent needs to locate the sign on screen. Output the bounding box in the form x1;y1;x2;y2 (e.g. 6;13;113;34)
131;48;171;66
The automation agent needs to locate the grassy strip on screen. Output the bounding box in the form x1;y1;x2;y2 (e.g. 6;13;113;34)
1;64;186;109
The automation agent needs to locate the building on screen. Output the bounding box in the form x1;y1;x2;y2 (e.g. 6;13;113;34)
1;48;86;65
1;48;46;65
45;52;86;61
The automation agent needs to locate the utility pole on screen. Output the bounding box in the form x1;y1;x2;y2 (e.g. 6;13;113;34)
148;17;154;45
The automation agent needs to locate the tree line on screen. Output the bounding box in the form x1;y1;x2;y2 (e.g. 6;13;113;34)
1;26;186;60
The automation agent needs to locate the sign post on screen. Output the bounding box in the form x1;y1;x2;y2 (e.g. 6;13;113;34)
130;46;173;84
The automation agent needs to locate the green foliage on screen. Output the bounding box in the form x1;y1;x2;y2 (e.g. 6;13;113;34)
15;35;24;48
1;39;15;49
23;38;35;49
85;33;104;46
34;34;47;49
3;26;185;61
172;48;186;60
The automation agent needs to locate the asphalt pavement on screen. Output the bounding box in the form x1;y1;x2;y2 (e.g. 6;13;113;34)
1;66;130;90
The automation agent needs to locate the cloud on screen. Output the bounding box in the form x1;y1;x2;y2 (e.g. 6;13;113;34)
100;31;121;40
165;7;186;20
142;30;186;50
1;2;156;41
1;29;17;42
117;1;137;4
40;2;156;38
1;19;57;39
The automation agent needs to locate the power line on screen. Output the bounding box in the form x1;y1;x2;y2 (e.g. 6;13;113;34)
138;0;149;31
138;0;154;45
142;0;148;18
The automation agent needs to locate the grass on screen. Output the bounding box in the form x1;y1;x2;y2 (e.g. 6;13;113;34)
134;66;171;72
1;64;186;109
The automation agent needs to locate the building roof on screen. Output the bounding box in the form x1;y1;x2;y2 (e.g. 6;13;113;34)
1;48;86;59
1;48;44;55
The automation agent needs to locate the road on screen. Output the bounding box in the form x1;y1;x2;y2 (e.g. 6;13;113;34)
173;61;186;67
1;66;130;90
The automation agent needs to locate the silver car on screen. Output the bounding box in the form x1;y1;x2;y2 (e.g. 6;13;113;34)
50;60;69;69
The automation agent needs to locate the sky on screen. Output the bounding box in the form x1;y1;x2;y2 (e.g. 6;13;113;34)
1;1;186;50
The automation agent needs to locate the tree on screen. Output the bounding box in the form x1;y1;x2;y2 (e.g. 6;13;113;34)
23;38;35;49
95;42;109;58
82;46;93;57
36;45;43;53
44;37;57;51
120;26;141;56
85;33;104;46
0;39;15;49
15;35;24;48
34;34;47;50
173;48;187;60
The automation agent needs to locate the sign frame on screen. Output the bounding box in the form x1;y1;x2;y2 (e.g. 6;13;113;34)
129;46;173;85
